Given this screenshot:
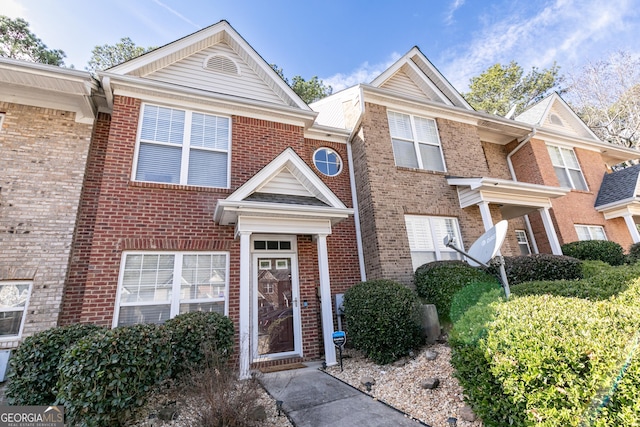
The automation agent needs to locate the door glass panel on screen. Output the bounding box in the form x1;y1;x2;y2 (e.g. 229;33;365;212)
257;257;294;355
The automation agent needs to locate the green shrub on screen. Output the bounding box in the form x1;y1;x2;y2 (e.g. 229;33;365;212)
164;311;234;378
415;260;498;322
562;240;626;266
512;263;640;301
57;323;172;427
491;254;583;285
343;279;422;364
449;281;502;324
627;242;640;264
6;323;104;405
581;259;614;278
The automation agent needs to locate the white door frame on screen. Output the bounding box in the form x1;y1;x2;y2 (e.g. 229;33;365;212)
250;235;302;362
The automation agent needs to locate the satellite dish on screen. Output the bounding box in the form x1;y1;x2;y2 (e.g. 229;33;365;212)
466;220;508;267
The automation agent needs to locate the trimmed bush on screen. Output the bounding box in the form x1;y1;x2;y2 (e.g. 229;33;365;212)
6;323;105;405
343;279;422;364
449;281;502;324
628;242;640;264
57;323;172;426
491;254;583;286
581;259;614;278
561;240;626;266
164;311;234;377
415;260;498;322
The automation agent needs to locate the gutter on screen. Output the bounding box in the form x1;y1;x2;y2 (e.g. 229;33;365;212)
346;85;367;281
506;128;540;254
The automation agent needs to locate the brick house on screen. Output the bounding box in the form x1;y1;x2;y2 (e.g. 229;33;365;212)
57;21;361;377
311;48;640;284
0;58;97;353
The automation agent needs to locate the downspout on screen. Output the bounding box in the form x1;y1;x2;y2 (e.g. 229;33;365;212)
506;128;540;254
347;86;367;281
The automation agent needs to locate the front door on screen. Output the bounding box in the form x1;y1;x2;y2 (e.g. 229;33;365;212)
252;248;301;360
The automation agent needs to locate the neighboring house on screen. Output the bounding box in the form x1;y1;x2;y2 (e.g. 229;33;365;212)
0;58;97;354
57;21;361;377
311;48;640;285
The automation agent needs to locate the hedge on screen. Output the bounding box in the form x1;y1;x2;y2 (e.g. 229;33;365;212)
491;254;583;286
561;240;626;266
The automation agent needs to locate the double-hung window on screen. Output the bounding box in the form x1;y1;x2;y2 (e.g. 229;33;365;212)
404;215;462;270
0;281;31;339
575;225;607;241
135;104;230;188
115;252;229;327
388;111;446;172
515;230;531;255
547;145;588;191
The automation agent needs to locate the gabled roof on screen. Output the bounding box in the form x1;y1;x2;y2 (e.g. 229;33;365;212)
515;92;599;140
101;20;311;113
595;164;640;208
369;47;472;109
214;148;353;226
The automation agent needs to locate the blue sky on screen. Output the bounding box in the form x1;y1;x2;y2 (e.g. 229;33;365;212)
3;0;639;92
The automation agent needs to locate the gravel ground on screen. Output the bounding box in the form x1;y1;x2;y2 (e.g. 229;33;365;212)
325;343;483;427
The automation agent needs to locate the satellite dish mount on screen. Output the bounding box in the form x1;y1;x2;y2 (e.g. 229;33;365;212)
443;220;511;299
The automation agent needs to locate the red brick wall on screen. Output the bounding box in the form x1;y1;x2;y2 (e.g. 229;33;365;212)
62;95;361;362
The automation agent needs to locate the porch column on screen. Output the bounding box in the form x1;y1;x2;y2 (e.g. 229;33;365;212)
238;231;251;379
478;201;494;231
317;233;337;366
624;213;640;243
539;207;562;255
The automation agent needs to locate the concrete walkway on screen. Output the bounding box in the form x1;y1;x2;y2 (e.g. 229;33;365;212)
259;362;425;427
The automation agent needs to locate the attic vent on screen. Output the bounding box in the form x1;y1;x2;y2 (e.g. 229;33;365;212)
550;113;564;126
204;55;239;75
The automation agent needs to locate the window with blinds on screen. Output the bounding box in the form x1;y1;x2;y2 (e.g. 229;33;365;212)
404;215;462;270
547;145;588;191
0;281;31;338
575;225;607;241
135;104;230;188
388;111;446;172
115;252;229;327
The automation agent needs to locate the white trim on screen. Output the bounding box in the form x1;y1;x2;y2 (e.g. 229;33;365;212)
388;110;447;172
112;251;230;328
317;234;337;366
546;144;589;191
0;281;32;341
574;224;608;241
313;147;343;177
515;229;532;255
0;113;4;131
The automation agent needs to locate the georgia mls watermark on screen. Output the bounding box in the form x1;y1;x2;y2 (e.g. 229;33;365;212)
0;406;64;427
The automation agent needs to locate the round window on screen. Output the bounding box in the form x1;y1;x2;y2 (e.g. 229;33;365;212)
313;148;342;177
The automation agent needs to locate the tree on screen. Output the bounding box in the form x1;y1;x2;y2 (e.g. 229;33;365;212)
0;15;65;65
565;51;640;148
463;61;563;117
270;64;332;104
86;37;155;74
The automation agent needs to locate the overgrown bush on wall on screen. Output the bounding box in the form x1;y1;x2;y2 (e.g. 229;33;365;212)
561;240;625;266
344;279;422;364
414;260;498;322
5;323;105;405
164;311;234;377
56;323;173;427
451;268;640;426
491;254;583;286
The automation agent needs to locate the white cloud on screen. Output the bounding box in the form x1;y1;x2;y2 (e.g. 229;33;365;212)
439;0;637;92
322;52;402;92
2;0;29;19
445;0;466;25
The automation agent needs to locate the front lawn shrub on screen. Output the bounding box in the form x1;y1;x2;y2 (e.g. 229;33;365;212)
343;279;422;364
57;323;172;426
561;240;626;266
449;281;502;324
6;323;105;405
164;311;234;377
415;260;498;322
581;259;613;278
627;242;640;264
491;254;582;285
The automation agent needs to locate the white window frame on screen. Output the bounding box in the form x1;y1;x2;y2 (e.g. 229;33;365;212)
575;225;607;241
388;110;446;172
113;251;230;328
132;103;231;188
404;215;463;270
515;230;531;255
313;147;343;177
0;281;32;340
546;144;588;191
0;113;5;131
